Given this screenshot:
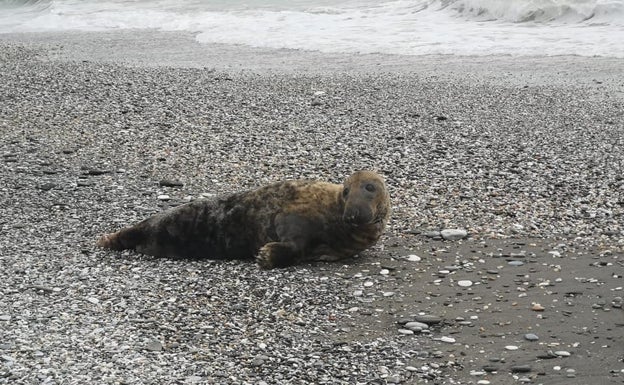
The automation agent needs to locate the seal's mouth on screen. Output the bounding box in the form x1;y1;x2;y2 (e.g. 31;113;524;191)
344;213;382;227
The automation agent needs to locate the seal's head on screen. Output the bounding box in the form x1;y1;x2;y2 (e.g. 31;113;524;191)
342;171;390;227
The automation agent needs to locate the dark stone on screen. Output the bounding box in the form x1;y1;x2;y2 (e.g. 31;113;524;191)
510;365;532;373
38;182;57;191
413;315;442;324
87;169;112;176
159;179;184;187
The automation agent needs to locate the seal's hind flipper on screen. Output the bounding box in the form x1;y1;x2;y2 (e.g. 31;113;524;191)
96;226;145;251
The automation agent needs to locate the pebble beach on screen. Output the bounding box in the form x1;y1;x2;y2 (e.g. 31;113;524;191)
1;31;623;384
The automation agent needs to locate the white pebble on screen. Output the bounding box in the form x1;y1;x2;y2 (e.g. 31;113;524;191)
86;297;99;304
554;350;571;357
380;269;390;275
157;194;170;201
406;254;421;262
440;336;456;343
364;281;374;287
398;329;414;335
457;280;473;287
505;345;519;350
477;381;491;385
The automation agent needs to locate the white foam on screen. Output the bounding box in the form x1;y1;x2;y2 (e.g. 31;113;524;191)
0;0;623;57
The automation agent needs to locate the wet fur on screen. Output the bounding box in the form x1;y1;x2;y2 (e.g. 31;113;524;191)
97;171;390;268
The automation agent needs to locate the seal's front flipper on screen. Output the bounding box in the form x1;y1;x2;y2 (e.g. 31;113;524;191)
256;241;302;269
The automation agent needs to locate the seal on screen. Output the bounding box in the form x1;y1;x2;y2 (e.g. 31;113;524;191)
97;170;390;268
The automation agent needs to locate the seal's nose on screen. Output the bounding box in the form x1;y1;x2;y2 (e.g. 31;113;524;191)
343;208;360;224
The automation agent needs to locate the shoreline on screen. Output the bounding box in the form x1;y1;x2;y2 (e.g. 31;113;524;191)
2;30;624;89
1;31;623;384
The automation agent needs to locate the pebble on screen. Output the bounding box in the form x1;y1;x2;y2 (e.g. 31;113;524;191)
404;321;429;332
159;179;184;187
414;315;443;324
87;169;111;175
380;269;390;275
440;336;456;343
158;194;171;201
145;339;163;352
531;303;545;311
398;329;414;335
440;229;468;241
511;365;532;373
554;350;571;357
423;230;441;239
405;254;421;262
508;260;525;266
505;345;519;351
0;315;10;321
477;381;491;385
524;333;539;341
457;280;473;287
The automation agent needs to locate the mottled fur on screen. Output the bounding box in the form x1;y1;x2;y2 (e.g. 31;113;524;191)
97;171;390;268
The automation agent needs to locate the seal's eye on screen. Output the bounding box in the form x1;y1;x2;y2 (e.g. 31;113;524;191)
342;187;350;197
364;183;376;192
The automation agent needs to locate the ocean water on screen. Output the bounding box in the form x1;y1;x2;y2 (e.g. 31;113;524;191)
0;0;623;57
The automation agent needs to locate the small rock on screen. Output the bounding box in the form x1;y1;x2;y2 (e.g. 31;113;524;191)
405;321;429;331
505;345;519;351
554;351;571;357
159;179;184;187
185;376;203;384
398;329;414;335
511;365;532;373
524;333;539;341
0;315;10;321
158;194;171;201
457;280;473;287
423;230;441;239
482;365;499;372
414;315;442;324
145;339;163;352
87;169;111;175
440;336;456;343
531;303;545;312
380;269;390;275
86;297;99;304
405;254;421;262
38;182;57;191
508;260;525;266
440;229;468;241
